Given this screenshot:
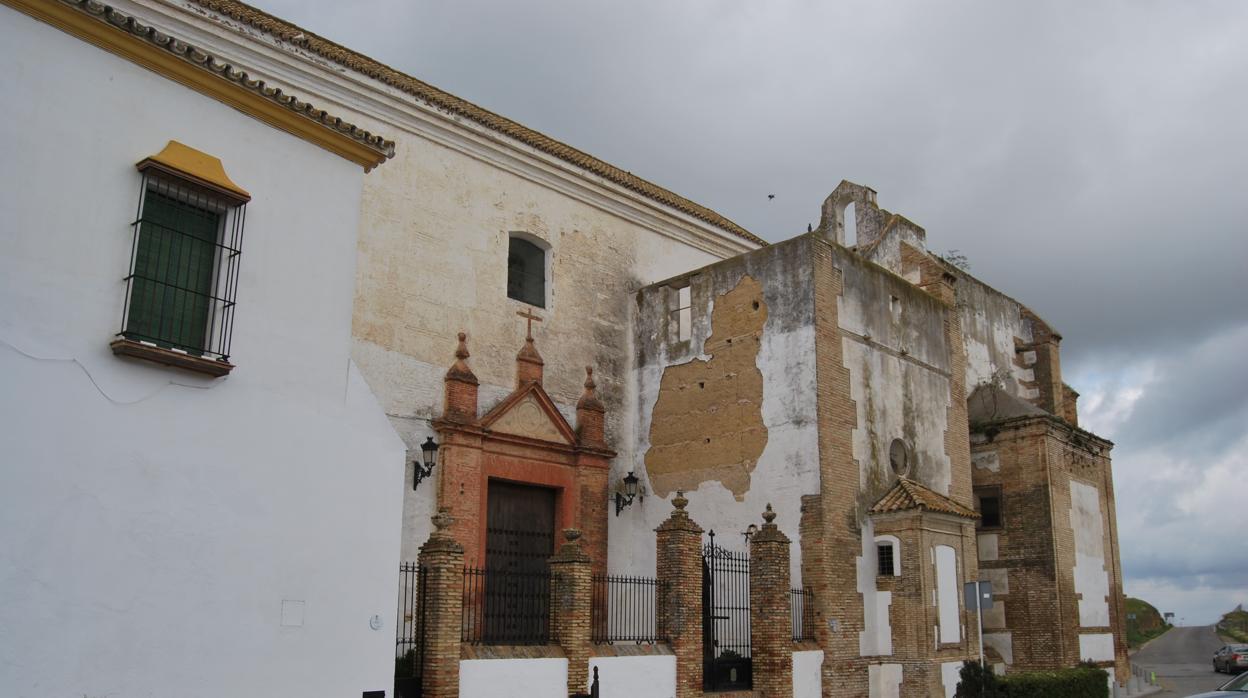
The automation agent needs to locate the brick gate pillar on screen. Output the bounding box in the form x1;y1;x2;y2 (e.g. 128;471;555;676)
417;509;464;698
551;528;594;694
750;503;793;698
656;491;705;698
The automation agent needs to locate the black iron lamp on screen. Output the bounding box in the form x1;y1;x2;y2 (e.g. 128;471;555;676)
614;470;643;516
412;436;439;491
742;523;758;544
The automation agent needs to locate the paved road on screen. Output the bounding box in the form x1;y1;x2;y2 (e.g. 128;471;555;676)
1133;625;1233;697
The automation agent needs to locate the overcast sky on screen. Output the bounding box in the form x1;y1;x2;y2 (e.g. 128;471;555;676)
255;0;1248;625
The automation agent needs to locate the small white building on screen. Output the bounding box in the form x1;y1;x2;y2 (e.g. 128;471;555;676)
0;1;405;696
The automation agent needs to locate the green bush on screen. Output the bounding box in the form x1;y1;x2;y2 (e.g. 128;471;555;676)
999;667;1108;698
955;662;1109;698
955;661;1003;697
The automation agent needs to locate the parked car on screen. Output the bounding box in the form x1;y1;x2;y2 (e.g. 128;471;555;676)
1215;645;1248;674
1187;669;1248;696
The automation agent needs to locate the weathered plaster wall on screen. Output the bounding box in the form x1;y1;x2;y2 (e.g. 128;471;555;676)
627;237;819;580
330;101;753;561
836;247;954;501
953;274;1036;400
167;4;759;562
645;275;769;498
0;9;406;697
1069;480;1111;628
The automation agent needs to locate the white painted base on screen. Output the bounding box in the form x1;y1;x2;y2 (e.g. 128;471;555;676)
794;650;825;698
460;658;568;698
588;655;676;698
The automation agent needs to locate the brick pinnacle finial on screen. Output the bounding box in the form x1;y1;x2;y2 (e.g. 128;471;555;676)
446;331;478;385
577;366;605;412
762;503;777;524
673;491;688;511
432;508;454;533
563;528;582;543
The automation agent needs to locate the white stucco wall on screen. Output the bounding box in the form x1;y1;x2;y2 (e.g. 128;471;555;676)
460;658;568;698
935;545;962;644
794;650;825;698
1070;480;1111;627
868;662;902;698
858;521;894;656
0;8;405;698
941;660;963;698
1078;633;1116;663
589;655;676;698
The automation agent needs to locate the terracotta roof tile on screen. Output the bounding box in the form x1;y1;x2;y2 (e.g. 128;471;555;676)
870;477;980;519
186;0;765;246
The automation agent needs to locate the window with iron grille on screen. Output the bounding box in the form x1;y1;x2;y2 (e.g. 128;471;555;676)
118;168;247;369
507;236;546;307
877;543;895;576
974;487;1003;529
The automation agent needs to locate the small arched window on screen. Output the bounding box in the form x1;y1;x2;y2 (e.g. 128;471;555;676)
875;535;901;577
507;235;546;307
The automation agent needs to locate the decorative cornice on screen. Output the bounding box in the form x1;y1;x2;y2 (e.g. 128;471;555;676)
182;0;764;247
4;0;394;170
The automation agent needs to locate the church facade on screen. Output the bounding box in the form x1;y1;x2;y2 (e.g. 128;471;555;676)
0;1;1128;697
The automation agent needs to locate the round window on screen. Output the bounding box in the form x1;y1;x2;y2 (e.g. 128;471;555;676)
889;439;911;475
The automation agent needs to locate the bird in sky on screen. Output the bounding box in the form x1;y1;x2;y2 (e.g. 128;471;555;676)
767;194;776;200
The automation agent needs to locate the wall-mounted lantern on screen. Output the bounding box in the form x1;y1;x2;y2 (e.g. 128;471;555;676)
742;523;758;544
614;471;643;516
413;436;439;491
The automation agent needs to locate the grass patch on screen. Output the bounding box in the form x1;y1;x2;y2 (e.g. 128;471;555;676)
1125;597;1172;649
1220;608;1248;642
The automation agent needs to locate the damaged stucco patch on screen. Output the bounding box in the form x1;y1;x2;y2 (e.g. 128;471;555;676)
644;275;769;499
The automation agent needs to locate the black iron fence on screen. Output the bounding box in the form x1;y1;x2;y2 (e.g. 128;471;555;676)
790;587;815;641
591;574;666;644
462;566;551;645
395;563;428;698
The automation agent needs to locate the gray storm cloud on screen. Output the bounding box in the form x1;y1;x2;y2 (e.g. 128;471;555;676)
257;0;1248;623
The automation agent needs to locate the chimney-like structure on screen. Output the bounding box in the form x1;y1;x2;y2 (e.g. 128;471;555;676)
576;366;606;448
516;333;544;386
816;179;884;248
442;332;478;422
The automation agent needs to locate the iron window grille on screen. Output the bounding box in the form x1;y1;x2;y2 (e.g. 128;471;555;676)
877;543;895;576
974;487;1003;529
119;170;246;362
789;587;815;642
507;236;546;307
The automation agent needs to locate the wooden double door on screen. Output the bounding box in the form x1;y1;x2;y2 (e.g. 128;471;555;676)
481;480;556;643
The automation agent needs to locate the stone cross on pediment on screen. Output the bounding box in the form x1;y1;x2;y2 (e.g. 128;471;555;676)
517;309;543;339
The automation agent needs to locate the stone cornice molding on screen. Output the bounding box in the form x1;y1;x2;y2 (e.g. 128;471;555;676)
3;0;395;170
120;0;763;260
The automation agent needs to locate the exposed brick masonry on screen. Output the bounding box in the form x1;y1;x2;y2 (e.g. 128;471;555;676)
751;504;793;698
655;492;705;698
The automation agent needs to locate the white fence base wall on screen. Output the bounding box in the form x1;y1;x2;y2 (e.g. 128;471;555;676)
588;655;676;698
794;649;825;698
460;658;568;698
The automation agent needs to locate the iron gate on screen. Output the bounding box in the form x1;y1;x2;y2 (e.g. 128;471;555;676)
702;531;751;691
394;563;427;698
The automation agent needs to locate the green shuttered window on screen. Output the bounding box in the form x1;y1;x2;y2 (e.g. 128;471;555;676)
125;190;220;353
